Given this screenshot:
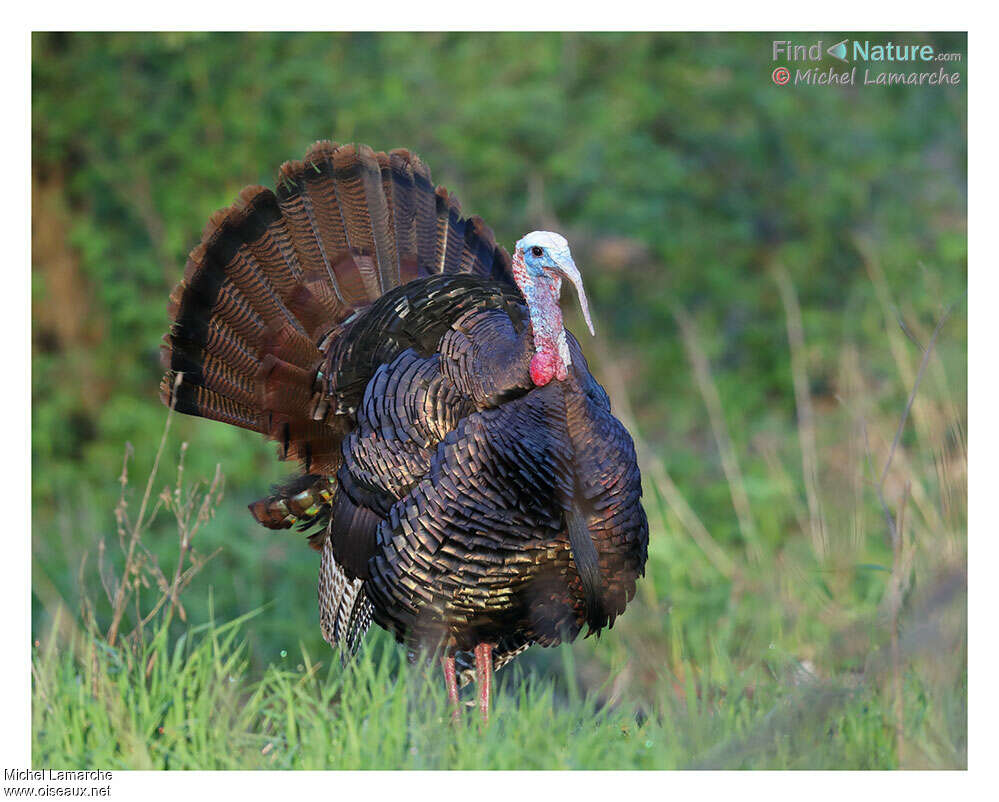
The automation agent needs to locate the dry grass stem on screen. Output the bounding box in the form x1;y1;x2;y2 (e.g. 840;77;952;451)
96;376;225;650
773;265;828;559
672;303;762;564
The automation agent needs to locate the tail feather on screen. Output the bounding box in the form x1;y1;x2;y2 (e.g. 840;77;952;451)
385;150;421;283
168;320;259;379
168;346;258;410
161;377;264;433
328;144;395;298
447;190;472;275
344;589;374;658
460;216;496;276
328;251;378;308
170;265;264;344
320;534;374;659
276;159;347;302
359;148;400;294
257;318;322;374
258;355;315;418
410;155;441;278
242;209;310;308
375;150;405;286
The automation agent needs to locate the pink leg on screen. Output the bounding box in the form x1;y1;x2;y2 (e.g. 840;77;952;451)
441;655;460;724
474;642;493;725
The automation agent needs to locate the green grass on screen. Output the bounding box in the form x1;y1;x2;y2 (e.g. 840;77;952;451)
31;604;963;770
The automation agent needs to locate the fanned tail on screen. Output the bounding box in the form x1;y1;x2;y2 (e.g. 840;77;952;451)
160;140;513;478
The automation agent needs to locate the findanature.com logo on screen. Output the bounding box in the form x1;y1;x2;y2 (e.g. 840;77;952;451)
770;37;963;87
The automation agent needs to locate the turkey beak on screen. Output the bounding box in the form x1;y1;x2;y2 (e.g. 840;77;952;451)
552;253;595;336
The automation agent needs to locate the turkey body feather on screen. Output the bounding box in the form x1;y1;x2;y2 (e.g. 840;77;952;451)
160;141;648;680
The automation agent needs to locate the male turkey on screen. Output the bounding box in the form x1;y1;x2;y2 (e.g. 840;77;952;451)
160;141;649;721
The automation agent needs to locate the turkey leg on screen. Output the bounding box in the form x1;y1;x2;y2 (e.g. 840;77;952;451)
441;655;460;724
474;642;493;725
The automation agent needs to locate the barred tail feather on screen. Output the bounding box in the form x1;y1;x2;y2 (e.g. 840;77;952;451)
319;535;373;660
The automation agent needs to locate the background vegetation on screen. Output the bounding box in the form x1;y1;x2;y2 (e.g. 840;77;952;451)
31;31;967;769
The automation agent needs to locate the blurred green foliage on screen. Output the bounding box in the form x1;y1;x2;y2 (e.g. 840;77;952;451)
31;32;967;768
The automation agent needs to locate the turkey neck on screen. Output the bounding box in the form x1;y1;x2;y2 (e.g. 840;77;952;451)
511;251;571;382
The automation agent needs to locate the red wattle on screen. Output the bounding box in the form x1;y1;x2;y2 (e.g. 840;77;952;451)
530;351;556;386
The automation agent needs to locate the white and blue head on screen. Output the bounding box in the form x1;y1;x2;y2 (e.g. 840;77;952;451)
512;231;594;386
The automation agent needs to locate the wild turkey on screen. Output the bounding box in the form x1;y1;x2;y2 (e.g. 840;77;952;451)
160;141;649;722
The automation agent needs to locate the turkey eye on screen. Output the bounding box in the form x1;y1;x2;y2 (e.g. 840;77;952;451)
531;246;543;257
